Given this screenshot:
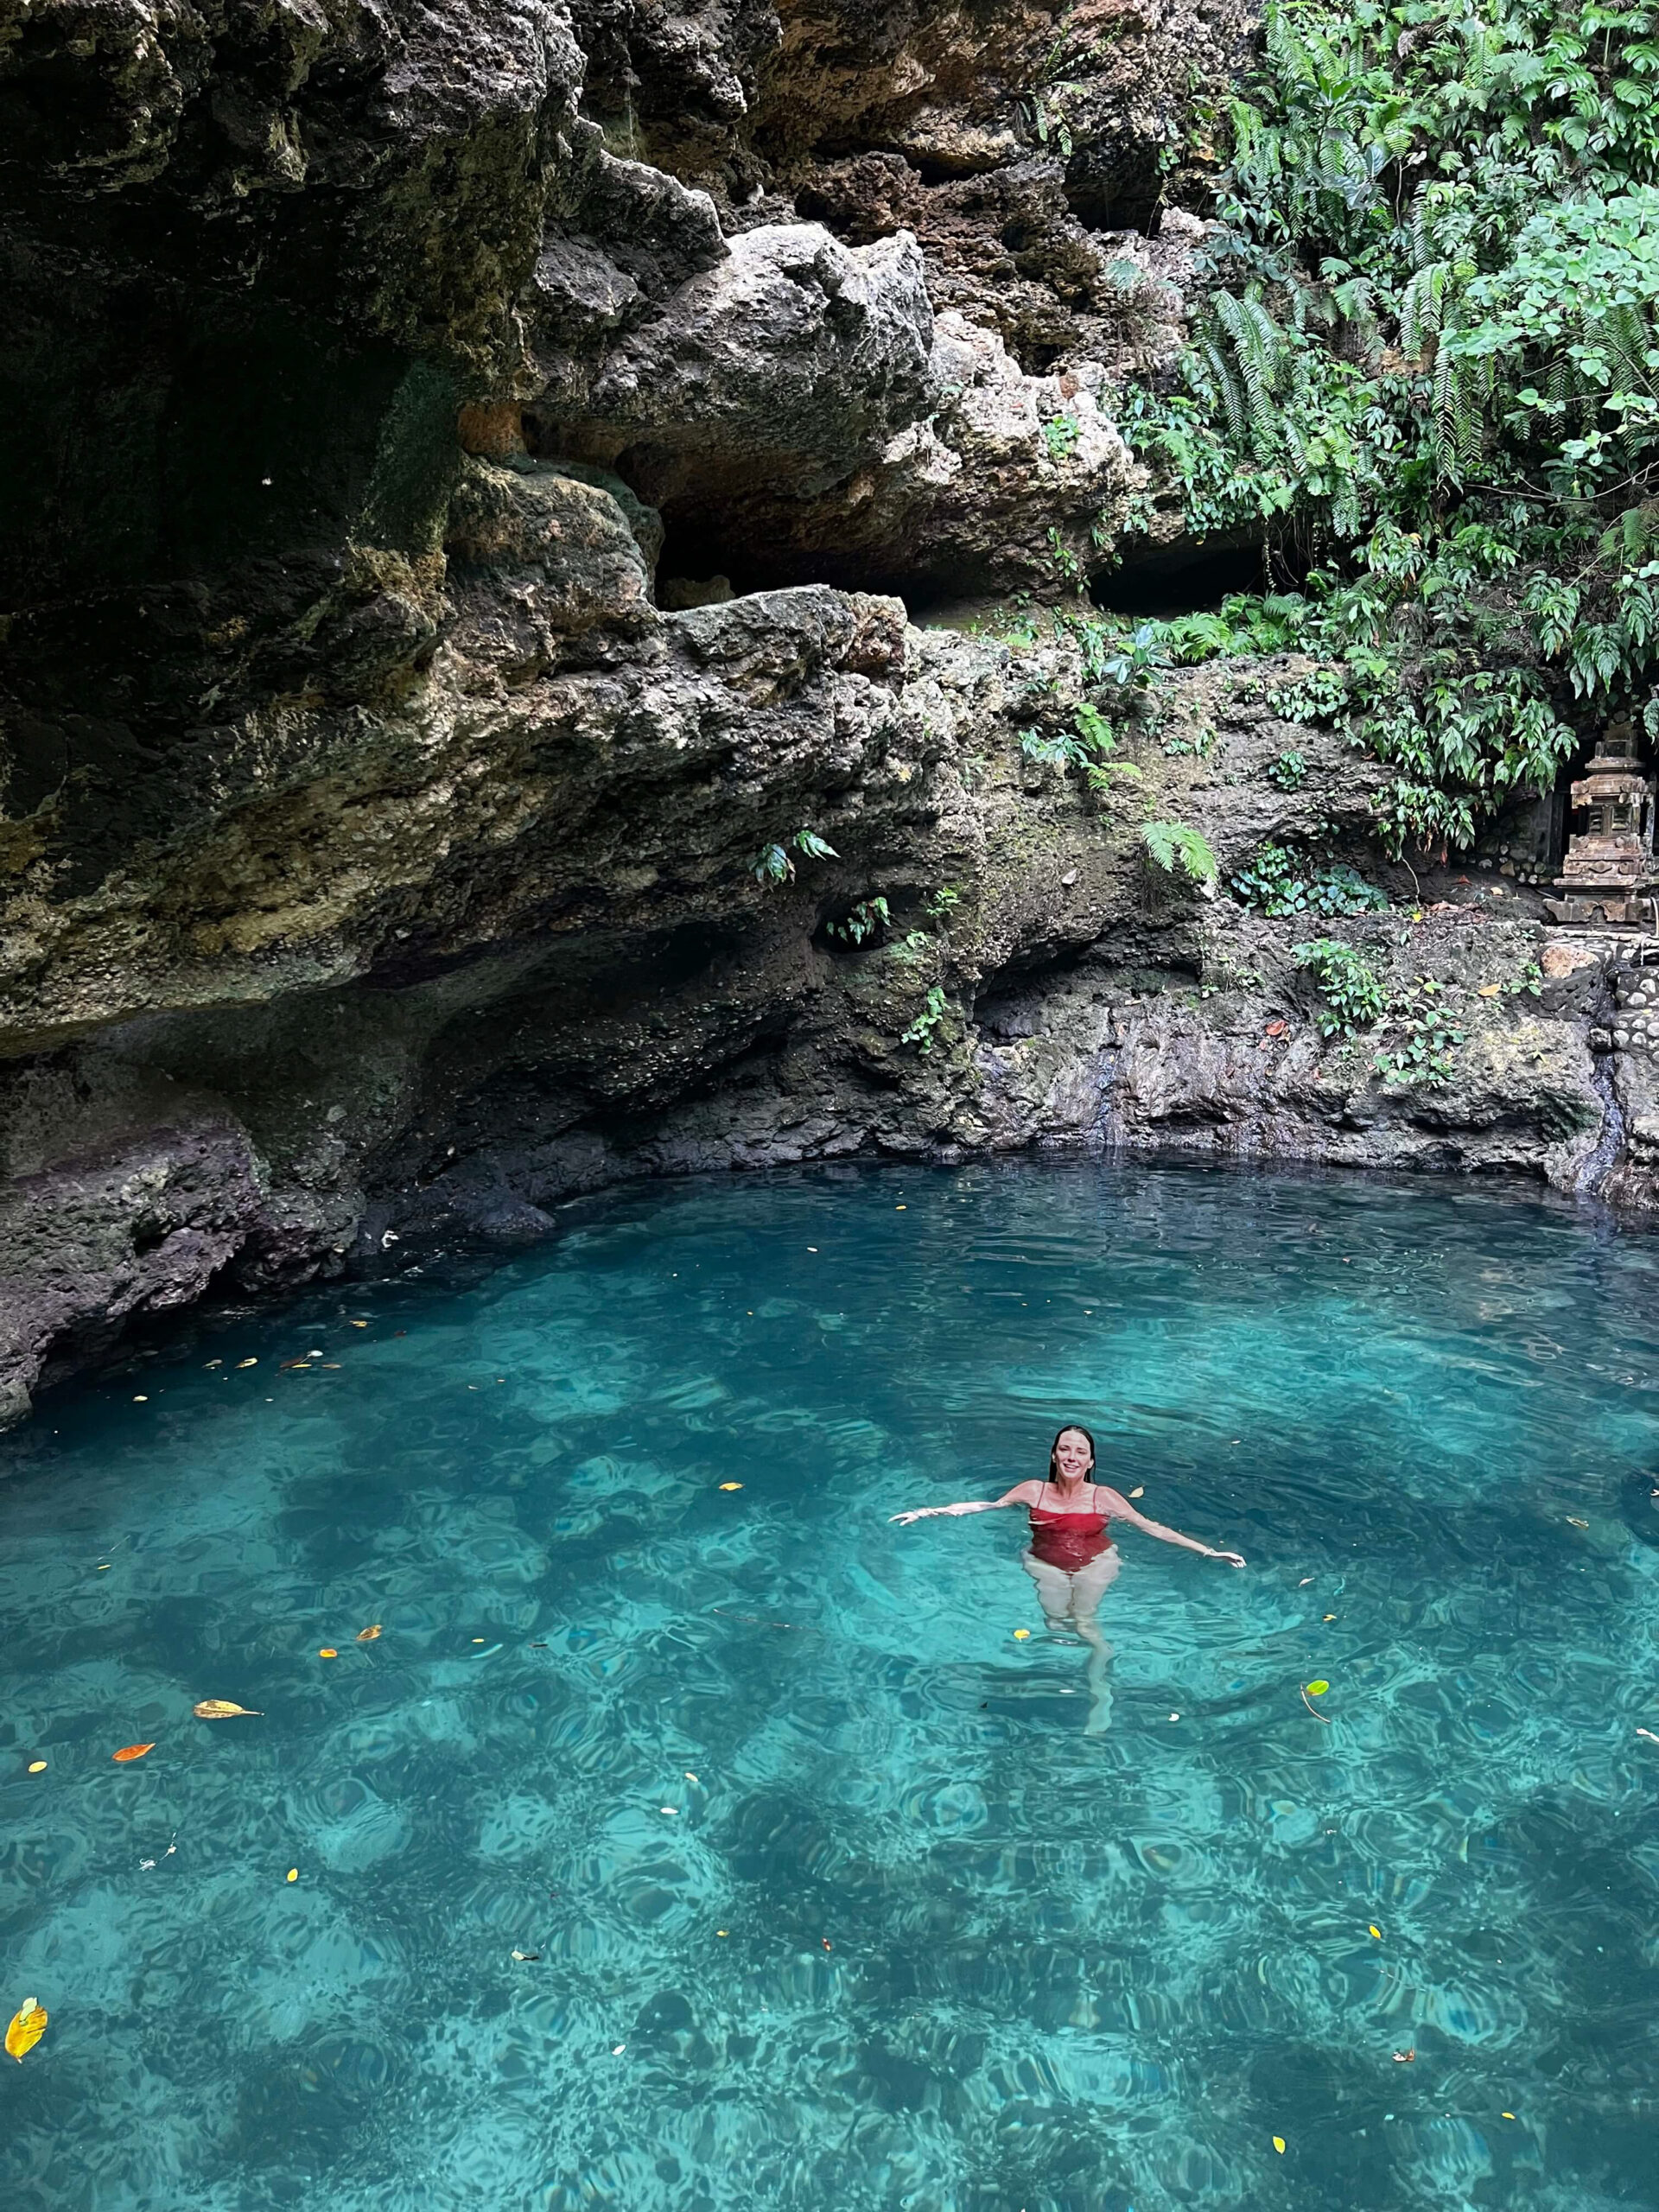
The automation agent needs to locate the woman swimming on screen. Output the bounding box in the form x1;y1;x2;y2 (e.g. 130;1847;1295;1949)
890;1424;1244;1729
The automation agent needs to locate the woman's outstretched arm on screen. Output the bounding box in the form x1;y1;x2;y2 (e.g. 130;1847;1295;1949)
890;1482;1039;1527
1100;1489;1245;1566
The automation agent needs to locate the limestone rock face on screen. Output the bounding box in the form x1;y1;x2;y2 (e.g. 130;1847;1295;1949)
0;0;1646;1427
556;223;937;514
445;456;663;664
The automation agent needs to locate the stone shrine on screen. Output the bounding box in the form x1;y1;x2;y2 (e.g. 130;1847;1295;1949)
1546;717;1659;926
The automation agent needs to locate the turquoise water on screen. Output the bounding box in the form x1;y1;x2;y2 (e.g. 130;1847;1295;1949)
3;1160;1658;2212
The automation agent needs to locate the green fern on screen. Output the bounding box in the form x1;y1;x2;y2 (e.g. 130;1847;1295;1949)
1142;820;1219;886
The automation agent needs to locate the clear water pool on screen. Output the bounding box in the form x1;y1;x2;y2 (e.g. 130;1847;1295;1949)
3;1160;1658;2212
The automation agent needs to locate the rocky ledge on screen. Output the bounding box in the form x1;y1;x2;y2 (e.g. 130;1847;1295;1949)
0;0;1648;1427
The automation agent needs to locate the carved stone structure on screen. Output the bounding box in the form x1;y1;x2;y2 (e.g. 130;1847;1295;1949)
1547;719;1659;926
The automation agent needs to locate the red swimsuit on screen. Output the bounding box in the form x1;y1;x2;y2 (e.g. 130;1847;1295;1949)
1028;1484;1114;1571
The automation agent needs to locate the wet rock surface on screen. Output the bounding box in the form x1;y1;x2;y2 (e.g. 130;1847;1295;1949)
0;0;1646;1423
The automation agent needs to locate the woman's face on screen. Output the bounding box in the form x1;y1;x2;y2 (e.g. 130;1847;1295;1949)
1053;1429;1093;1481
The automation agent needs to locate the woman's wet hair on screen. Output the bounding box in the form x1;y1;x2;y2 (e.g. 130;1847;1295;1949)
1048;1424;1096;1481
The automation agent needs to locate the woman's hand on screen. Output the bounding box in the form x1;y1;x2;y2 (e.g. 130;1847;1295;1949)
1210;1548;1246;1568
889;1508;938;1525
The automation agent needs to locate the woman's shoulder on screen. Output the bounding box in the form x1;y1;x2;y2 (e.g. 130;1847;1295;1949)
1002;1478;1045;1503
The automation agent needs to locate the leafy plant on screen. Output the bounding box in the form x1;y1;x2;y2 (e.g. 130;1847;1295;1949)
901;985;950;1054
1268;668;1350;726
1503;960;1544;998
1230;842;1388;917
1294;936;1387;1035
1020;703;1142;798
750;827;840;886
1374;978;1465;1089
924;885;963;920
1113;0;1659;852
1043;411;1082;463
1142;819;1220;886
826;896;890;946
1046;528;1085;587
1268;747;1308;790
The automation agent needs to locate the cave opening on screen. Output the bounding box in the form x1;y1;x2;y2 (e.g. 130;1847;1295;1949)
1091;538;1284;618
652;510;916;606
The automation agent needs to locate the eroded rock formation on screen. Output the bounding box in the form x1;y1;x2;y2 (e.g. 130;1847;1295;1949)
0;0;1644;1425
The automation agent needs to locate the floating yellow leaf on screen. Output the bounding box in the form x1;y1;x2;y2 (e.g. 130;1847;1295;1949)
719;1482;743;1491
193;1700;262;1719
27;1761;46;1774
111;1743;155;1763
1305;1680;1330;1696
6;1999;48;2062
1566;1516;1588;1529
357;1624;383;1642
1272;2136;1286;2155
318;1648;338;1659
1014;1628;1032;1640
1369;1924;1382;1939
348;1319;369;1328
1502;2112;1515;2120
1478;982;1502;998
237;1358;257;1369
1128;1486;1145;1498
286;1868;298;1882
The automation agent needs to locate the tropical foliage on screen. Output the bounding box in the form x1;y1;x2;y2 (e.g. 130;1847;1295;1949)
1117;0;1659;850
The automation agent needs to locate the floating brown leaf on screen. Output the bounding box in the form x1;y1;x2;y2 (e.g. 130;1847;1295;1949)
356;1624;383;1643
193;1700;262;1719
6;1999;48;2062
111;1743;155;1763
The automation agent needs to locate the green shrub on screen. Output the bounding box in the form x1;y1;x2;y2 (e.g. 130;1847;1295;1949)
1374;979;1465;1089
826;897;889;946
1230;843;1387;918
1294;937;1386;1036
1109;0;1659;852
901;985;950;1054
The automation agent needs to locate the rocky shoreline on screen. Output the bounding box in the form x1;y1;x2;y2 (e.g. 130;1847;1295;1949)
3;0;1653;1428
